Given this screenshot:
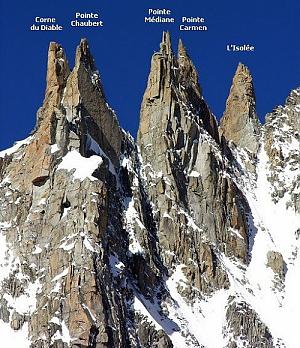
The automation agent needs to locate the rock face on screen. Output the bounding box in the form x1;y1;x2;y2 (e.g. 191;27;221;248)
266;251;285;277
224;299;274;348
0;39;128;348
62;39;122;165
0;32;299;348
137;32;250;295
263;88;300;211
220;63;260;154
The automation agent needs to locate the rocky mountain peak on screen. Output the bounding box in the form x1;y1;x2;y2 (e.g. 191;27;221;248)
45;42;70;102
137;33;250;294
177;38;186;55
138;32;219;152
236;61;251;78
6;42;71;191
177;39;201;95
74;38;97;72
61;39;122;164
36;42;70;129
220;62;260;154
0;33;299;348
159;30;172;55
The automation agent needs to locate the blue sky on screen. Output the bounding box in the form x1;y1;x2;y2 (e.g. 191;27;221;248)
1;0;299;150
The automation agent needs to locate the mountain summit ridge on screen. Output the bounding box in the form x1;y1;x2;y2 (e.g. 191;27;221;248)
0;33;299;348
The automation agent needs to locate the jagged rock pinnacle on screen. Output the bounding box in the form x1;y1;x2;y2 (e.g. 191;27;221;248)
74;38;97;71
137;32;249;298
138;32;218;146
45;42;70;105
0;37;297;348
220;62;260;153
177;38;201;93
11;42;71;190
62;38;122;164
160;31;172;55
178;38;190;60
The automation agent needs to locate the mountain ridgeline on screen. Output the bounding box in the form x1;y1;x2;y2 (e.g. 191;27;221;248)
0;32;299;348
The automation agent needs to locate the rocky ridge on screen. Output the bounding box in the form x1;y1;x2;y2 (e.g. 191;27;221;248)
0;32;299;348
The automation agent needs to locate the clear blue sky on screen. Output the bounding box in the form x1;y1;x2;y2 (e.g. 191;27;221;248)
1;0;299;150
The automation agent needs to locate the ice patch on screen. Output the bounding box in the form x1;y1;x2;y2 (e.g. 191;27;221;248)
124;198;144;254
3;278;42;315
0;321;30;347
52;268;69;282
59;240;75;252
165;265;229;348
51;320;72;344
109;254;125;277
188;170;200;177
83;237;95;253
50;144;60;154
57;150;102;181
50;317;61;325
32;246;43;255
86;134;116;175
61;206;71;219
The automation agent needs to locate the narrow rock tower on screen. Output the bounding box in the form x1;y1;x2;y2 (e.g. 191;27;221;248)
220;63;260;153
